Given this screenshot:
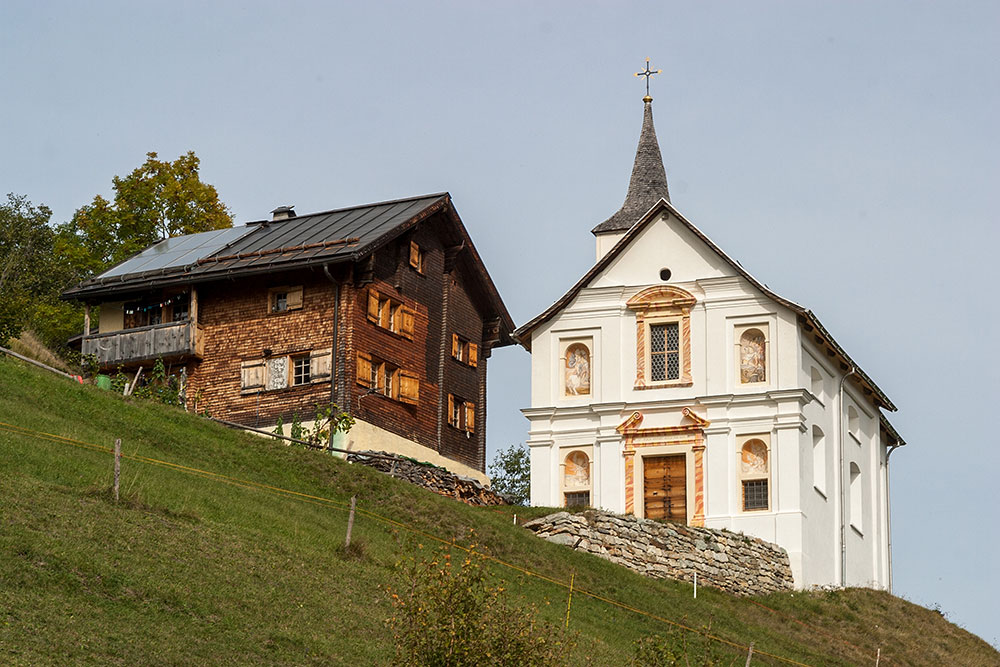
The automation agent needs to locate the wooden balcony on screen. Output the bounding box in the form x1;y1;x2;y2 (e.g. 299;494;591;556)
82;320;204;368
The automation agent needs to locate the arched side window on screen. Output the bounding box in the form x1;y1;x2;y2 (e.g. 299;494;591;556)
739;437;770;511
847;406;860;440
739;328;767;384
812;425;826;497
810;367;824;401
563;451;591;507
563;342;591;396
849;462;863;531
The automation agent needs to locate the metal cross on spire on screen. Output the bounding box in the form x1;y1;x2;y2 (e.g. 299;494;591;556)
634;57;662;101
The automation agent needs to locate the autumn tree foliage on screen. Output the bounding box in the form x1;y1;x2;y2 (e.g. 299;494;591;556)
59;151;234;279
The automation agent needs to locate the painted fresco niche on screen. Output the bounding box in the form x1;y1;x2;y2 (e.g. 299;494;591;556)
563;449;591;507
561;338;592;397
739;436;770;512
736;324;768;385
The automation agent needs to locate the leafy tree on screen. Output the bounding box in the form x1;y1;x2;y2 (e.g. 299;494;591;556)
488;443;530;505
0;194;58;345
58;151;233;278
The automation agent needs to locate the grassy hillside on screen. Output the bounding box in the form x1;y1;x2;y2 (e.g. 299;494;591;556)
0;355;996;666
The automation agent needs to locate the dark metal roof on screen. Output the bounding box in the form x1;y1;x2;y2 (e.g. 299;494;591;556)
65;193;448;297
63;192;516;345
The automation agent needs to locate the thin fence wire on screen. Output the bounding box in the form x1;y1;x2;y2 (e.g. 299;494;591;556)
1;418;868;666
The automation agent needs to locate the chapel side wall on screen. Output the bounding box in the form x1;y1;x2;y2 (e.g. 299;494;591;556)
186;273;336;426
799;338;839;587
843;383;883;587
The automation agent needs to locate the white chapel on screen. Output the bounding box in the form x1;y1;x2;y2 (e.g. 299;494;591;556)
515;85;906;590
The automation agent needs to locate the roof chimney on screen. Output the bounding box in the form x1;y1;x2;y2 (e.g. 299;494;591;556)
271;205;296;221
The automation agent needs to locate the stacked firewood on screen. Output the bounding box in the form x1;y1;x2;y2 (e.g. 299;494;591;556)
346;451;510;506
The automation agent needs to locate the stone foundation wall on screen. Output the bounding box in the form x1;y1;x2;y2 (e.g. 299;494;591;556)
523;510;793;596
347;450;508;506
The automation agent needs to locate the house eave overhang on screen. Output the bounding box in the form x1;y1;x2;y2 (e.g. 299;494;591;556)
514;198;897;411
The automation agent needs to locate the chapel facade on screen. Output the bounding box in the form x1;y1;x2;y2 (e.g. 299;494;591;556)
515;92;905;589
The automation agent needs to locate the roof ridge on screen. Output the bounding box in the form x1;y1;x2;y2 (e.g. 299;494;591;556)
241;192;450;226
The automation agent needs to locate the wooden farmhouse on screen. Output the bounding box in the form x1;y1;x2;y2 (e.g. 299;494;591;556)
63;194;515;481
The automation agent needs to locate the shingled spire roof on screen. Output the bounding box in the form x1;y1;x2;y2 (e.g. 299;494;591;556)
591;98;670;235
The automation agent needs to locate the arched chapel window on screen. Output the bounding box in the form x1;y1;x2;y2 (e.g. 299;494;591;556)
847;406;860;438
810;367;824;400
563;451;591;507
564;343;591;396
739;328;767;384
812;426;826;496
740;438;770;511
849;462;863;530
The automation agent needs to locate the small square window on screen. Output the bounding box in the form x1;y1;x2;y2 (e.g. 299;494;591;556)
292;356;311;386
565;491;590;507
742;479;769;511
269;286;303;313
272;292;288;313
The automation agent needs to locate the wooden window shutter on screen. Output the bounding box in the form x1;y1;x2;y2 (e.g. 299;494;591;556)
399;371;419;405
451;333;460;359
241;358;265;390
409;241;421;270
356;352;373;387
367;289;379;322
468;342;478;367
447;394;456;427
286;286;304;310
400;307;415;339
465;401;476;433
310;348;332;382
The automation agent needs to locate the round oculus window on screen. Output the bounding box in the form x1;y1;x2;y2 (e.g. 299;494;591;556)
659;268;672;281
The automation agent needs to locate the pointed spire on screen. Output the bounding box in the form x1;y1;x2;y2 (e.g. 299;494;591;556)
592;98;670;235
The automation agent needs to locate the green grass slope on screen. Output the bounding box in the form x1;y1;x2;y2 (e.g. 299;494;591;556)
0;355;996;666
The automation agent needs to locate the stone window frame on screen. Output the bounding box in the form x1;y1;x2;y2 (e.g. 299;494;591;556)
626;285;695;390
560;446;593;508
738;433;771;513
734;323;770;387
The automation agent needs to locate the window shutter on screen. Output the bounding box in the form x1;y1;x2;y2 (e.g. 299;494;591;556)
399;371;419;405
451;333;460;359
310;348;332;382
367;289;379;323
465;401;476;433
409;241;421;270
356;352;373;387
468;342;478;367
400;307;415;339
241;358;265;390
447;394;456;427
286;286;304;310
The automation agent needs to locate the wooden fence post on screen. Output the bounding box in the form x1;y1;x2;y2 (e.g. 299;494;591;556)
745;642;754;666
113;438;121;503
565;572;575;629
345;496;356;547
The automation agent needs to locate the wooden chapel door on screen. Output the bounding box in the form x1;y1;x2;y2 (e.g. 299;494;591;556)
643;455;687;523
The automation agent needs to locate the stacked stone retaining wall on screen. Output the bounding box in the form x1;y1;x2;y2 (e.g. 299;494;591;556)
347;451;509;506
523;510;793;596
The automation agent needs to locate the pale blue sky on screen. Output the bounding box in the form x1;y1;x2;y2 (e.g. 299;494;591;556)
3;0;998;649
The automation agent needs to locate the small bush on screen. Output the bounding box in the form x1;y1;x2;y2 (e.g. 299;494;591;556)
633;623;737;666
387;540;574;666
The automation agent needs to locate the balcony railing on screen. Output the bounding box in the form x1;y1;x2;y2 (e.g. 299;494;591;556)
82;320;204;367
